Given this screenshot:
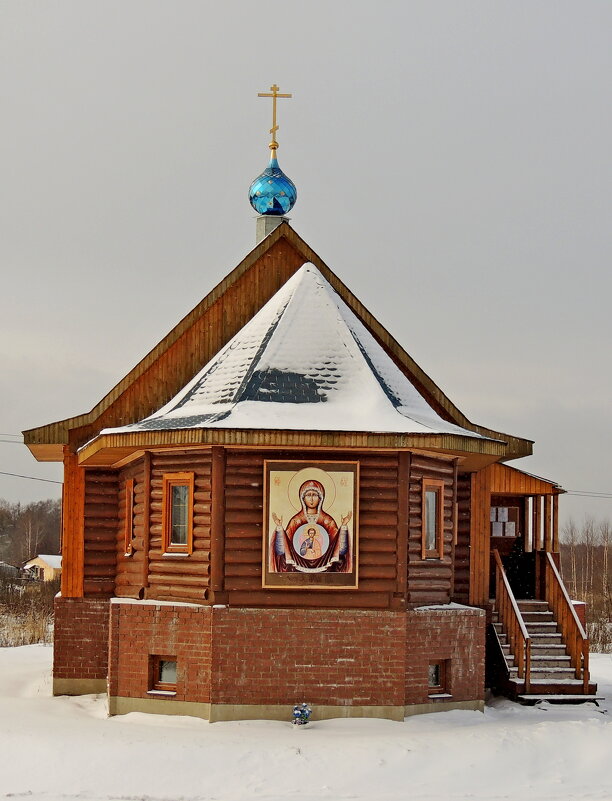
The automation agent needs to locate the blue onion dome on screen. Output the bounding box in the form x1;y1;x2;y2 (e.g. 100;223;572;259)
249;154;297;215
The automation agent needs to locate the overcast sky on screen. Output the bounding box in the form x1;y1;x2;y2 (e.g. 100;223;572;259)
1;1;610;524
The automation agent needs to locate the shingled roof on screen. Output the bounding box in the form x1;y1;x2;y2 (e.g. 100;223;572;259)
101;264;491;440
24;222;533;464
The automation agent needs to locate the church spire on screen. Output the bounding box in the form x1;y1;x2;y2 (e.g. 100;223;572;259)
249;84;297;237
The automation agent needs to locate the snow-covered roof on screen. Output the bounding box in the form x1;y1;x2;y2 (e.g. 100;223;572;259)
24;555;62;569
101;265;494;441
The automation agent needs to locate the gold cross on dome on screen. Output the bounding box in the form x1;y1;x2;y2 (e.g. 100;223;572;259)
257;84;292;152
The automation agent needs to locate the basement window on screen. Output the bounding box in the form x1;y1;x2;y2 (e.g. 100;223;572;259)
428;661;449;696
421;480;445;559
162;473;194;555
149;655;178;694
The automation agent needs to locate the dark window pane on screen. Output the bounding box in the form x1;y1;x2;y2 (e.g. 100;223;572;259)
428;663;440;687
171;484;188;544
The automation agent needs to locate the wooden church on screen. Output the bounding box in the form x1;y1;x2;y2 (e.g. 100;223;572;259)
24;87;594;720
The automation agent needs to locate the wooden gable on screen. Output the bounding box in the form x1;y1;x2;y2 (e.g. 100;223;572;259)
23;222;532;462
489;463;564;496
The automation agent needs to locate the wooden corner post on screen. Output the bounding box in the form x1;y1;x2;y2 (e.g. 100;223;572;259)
61;445;85;598
210;446;227;603
395;452;411;605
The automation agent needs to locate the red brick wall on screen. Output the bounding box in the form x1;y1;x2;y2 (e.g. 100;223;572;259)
108;602;485;710
53;597;110;681
211;608;406;707
405;607;485;705
108;601;212;702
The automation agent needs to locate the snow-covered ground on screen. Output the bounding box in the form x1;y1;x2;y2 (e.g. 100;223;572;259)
1;645;611;801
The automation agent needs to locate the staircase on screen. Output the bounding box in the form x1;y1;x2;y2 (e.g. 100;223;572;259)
490;549;598;704
492;600;597;701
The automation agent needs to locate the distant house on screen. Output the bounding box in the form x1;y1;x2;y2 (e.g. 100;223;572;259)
0;561;20;580
23;555;62;582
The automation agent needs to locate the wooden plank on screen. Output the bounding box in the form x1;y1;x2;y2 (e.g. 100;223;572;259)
210;446;226;595
396;452;410;599
61;449;86;598
544;495;553;552
552;494;559;553
451;458;458;597
142;452;151;589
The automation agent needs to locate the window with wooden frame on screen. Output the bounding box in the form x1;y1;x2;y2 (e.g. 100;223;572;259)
123;477;136;557
161;472;194;555
149;655;177;693
421;479;445;559
490;505;520;538
428;661;448;695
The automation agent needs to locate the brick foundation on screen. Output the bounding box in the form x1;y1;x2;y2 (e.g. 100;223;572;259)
106;600;485;720
53;596;110;695
405;606;486;706
108;600;212;702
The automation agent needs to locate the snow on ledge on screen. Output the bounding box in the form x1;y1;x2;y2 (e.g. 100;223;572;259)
110;597;203;609
413;602;483;613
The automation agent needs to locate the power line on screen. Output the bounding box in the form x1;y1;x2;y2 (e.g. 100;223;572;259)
0;470;62;485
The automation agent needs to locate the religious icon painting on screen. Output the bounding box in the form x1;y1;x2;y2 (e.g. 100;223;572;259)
263;461;359;589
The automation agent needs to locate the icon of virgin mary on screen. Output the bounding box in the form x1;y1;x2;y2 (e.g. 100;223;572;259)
270;479;352;574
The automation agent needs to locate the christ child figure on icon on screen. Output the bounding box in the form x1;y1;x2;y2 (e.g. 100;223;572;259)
271;479;352;574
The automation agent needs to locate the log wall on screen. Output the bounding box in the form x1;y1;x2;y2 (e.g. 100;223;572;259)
407;454;456;606
81;448;466;609
83;469;118;597
145;451;212;604
453;473;472;604
221;450;400;609
115;458;146;598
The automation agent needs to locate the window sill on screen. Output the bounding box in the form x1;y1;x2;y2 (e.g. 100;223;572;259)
428;692;453;700
147;689;177;697
162;552;191;558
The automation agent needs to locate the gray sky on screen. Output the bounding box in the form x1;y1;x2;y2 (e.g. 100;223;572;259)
1;1;610;525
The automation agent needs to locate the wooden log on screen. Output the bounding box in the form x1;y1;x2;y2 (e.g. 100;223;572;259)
149;560;210;575
225;549;263;564
83;580;114;595
227;590;390;608
146;587;208;603
225;564;261;577
148;550;211;563
360;552;397;566
359;566;396;580
148;574;210;587
359;540;396;553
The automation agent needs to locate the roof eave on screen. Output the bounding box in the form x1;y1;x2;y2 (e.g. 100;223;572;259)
76;427;531;468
